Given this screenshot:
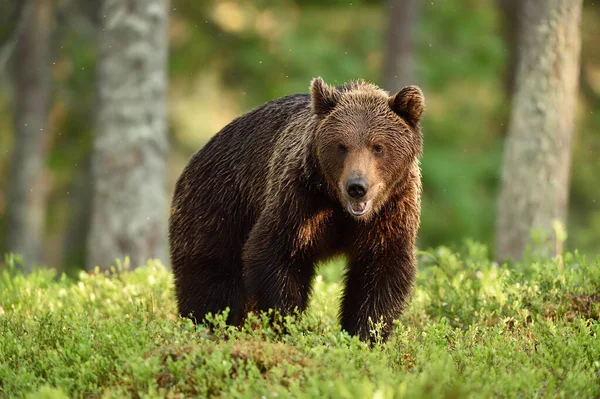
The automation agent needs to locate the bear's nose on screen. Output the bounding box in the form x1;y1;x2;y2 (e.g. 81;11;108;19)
346;178;368;199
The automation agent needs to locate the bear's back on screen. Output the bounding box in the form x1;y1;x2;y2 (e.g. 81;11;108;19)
170;93;312;251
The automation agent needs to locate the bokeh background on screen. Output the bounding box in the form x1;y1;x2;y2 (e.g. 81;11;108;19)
0;0;599;274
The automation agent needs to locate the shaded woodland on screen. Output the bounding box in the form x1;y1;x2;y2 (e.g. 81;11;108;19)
0;0;599;272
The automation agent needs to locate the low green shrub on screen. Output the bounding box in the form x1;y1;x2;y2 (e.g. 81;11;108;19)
1;242;599;398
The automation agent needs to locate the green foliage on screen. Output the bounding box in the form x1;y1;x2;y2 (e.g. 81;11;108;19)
171;1;384;102
1;243;599;398
416;1;506;251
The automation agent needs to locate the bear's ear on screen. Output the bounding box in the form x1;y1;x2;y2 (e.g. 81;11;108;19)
388;86;425;127
310;77;340;116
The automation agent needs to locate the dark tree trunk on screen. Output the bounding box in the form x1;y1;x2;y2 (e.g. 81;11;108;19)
497;0;523;96
383;0;418;92
496;0;583;262
62;154;93;270
87;0;170;270
4;0;54;269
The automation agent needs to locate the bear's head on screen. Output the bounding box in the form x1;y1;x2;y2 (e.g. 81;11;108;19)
311;77;424;220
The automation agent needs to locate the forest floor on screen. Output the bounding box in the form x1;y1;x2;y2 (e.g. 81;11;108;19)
1;242;599;398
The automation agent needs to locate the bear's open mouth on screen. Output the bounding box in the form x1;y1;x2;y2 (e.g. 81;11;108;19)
348;200;373;217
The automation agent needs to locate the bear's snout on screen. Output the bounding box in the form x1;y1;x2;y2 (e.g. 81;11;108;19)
346;177;368;199
343;176;375;217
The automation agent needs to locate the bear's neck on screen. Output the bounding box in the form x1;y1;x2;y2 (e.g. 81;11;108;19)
302;128;333;200
392;160;422;197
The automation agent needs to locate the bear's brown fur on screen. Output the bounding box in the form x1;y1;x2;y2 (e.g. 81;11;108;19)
169;77;424;343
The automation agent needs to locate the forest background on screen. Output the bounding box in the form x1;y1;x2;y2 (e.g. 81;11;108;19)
0;0;598;274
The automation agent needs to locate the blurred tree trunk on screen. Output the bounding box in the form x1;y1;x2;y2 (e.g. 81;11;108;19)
496;0;583;262
57;0;101;272
496;0;522;96
87;0;169;270
383;0;418;92
62;154;92;269
4;0;54;269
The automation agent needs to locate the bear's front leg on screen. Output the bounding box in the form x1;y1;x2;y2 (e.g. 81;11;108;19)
242;215;317;320
341;242;416;343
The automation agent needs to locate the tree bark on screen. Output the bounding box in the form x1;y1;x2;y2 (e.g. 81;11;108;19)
4;0;53;269
383;0;418;92
496;0;583;262
496;0;522;96
62;154;92;270
87;0;169;270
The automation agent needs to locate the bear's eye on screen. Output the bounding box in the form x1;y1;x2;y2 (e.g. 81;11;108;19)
373;144;384;155
337;143;348;154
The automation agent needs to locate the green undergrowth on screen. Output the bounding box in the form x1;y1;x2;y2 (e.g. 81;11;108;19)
1;242;599;398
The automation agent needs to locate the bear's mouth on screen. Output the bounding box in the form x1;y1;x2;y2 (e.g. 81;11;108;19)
347;200;373;217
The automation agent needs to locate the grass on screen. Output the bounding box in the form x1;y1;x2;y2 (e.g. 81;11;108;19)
1;241;599;398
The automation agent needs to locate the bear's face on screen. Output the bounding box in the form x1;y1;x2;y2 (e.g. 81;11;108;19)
311;77;424;220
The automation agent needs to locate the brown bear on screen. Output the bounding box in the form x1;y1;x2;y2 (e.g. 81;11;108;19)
169;77;424;343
